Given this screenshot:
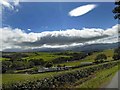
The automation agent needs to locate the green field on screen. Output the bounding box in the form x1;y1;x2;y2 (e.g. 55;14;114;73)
20;52;71;62
55;49;114;67
2;67;81;85
83;49;114;62
1;52;71;61
3;72;57;85
2;60;120;89
2;48;118;88
2;60;119;86
1;49;114;62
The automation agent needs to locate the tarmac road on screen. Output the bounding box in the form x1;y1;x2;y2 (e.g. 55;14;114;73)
106;70;120;89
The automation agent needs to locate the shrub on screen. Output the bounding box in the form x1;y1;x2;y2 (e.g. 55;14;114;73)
44;62;53;68
113;47;120;60
95;54;107;63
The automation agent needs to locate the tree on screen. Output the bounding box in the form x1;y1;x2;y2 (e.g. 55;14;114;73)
10;53;27;62
95;54;107;63
57;64;62;68
11;61;26;70
29;58;45;66
32;66;39;72
112;0;120;60
2;61;12;73
114;47;120;53
44;62;53;68
113;47;120;60
113;53;120;60
113;0;120;19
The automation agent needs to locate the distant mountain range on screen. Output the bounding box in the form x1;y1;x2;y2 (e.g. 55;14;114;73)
3;42;120;52
70;42;119;52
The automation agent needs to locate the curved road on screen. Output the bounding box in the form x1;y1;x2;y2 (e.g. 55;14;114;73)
106;70;120;89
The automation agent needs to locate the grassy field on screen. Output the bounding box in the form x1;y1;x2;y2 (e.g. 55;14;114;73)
1;49;114;62
2;49;116;87
22;52;71;61
2;72;57;85
55;49;114;67
54;60;82;66
2;62;95;85
83;49;114;62
1;52;71;61
2;61;119;86
75;62;120;88
3;67;83;85
2;60;120;89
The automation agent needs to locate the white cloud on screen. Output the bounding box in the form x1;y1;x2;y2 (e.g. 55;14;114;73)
0;0;14;10
0;24;119;51
13;0;20;6
69;4;97;17
27;28;31;31
0;0;20;10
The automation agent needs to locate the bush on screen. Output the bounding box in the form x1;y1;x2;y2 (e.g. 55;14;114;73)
29;59;45;66
113;47;120;60
113;53;120;60
95;54;107;63
2;61;12;73
44;62;53;68
32;67;39;73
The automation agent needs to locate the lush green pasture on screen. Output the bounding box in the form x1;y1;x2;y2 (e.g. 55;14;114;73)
2;61;118;86
2;60;119;89
1;52;71;61
2;49;116;86
2;62;94;85
55;49;114;67
23;52;71;61
3;67;80;85
83;49;114;62
1;49;114;63
3;68;78;85
55;60;81;66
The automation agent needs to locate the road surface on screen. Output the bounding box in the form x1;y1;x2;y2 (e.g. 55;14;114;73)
106;70;120;89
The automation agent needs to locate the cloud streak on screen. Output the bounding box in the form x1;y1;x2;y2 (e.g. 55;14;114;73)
0;24;119;51
69;4;97;17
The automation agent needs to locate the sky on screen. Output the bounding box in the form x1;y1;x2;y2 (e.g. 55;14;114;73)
0;1;119;51
2;2;117;32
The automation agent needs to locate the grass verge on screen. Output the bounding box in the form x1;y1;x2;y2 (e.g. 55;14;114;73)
75;62;120;88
